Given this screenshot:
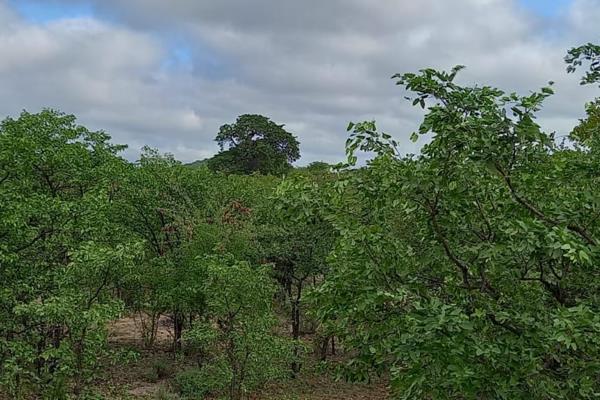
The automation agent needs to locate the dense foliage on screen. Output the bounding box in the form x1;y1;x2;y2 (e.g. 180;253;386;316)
0;111;135;397
309;71;600;399
0;111;296;399
208;114;301;175
1;43;599;399
302;47;600;399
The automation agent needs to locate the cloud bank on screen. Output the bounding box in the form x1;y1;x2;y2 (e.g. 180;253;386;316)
0;0;598;163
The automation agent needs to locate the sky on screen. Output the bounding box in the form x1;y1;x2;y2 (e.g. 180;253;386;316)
0;0;598;164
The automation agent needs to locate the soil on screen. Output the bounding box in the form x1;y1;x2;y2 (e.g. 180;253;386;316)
96;315;389;399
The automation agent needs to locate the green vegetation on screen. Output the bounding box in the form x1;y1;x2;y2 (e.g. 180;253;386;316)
310;64;600;399
207;114;301;175
1;44;599;399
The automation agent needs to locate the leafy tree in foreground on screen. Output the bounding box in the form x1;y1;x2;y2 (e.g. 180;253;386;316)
0;110;137;398
208;114;300;175
309;53;600;398
566;42;600;86
182;256;291;400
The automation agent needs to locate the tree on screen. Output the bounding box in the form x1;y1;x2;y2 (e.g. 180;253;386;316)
113;147;276;354
0;110;137;398
567;42;600;149
570;99;600;147
182;256;291;400
265;171;336;375
112;147;210;351
208;114;300;175
308;53;600;398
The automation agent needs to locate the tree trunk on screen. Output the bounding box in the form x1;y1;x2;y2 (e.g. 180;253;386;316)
291;281;303;376
227;336;242;400
331;335;336;356
173;311;184;352
72;328;88;398
139;311;160;349
319;335;329;361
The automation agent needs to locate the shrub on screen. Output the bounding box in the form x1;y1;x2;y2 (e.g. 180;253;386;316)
145;359;174;383
173;362;230;399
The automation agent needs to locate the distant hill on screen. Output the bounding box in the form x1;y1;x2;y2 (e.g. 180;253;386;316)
184;158;335;173
184;158;209;168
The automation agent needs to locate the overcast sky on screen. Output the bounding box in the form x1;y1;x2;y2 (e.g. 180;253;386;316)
0;0;598;164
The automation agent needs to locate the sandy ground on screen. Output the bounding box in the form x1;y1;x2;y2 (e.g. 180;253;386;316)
99;315;389;399
108;313;173;348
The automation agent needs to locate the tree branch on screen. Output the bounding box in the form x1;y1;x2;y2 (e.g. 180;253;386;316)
495;163;596;246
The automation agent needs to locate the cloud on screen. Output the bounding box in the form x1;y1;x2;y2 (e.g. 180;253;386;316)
0;0;598;163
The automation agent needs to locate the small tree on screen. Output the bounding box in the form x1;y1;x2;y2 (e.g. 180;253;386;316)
266;173;335;375
208;114;300;175
184;256;290;400
113;148;199;351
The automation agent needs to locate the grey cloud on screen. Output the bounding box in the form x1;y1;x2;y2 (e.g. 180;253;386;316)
0;0;598;164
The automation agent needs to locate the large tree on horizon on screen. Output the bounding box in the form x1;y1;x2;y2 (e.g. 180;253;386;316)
208;114;300;175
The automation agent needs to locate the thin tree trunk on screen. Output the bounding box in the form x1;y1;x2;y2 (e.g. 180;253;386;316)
291;281;303;376
319;335;329;361
173;311;184;352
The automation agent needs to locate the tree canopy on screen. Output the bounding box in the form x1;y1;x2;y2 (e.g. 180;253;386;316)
208;114;300;175
298;45;600;399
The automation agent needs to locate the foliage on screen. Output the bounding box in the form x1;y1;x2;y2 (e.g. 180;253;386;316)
3;42;600;400
308;58;600;399
183;256;292;400
570;99;600;148
0;110;137;398
297;161;334;173
566;42;600;86
173;362;230;399
111;147;215;351
208;114;300;175
271;170;337;372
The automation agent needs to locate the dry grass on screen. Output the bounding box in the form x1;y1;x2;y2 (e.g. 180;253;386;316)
252;370;388;400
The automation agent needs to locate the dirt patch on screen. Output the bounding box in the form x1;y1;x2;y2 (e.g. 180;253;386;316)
102;316;389;399
253;366;388;400
127;382;165;397
109;313;172;348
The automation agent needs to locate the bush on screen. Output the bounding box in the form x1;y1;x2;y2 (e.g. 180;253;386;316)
185;257;293;399
154;386;179;400
145;359;174;383
173;362;230;399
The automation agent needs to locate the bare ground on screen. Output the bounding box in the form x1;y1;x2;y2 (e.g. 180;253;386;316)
96;315;389;399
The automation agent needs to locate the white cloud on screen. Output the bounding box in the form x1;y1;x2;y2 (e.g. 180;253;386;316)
0;0;598;164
